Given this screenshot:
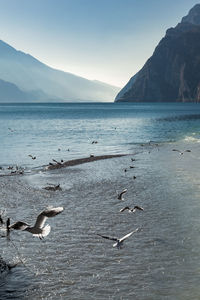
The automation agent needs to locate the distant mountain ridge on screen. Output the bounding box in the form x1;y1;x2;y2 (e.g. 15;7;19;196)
115;4;200;103
0;40;120;102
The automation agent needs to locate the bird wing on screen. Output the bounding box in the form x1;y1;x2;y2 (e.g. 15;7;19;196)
34;213;48;229
119;206;130;212
118;189;127;199
120;189;127;195
41;207;64;218
34;207;63;229
9;221;30;231
172;149;181;153
119;228;139;242
134;205;144;211
97;233;118;242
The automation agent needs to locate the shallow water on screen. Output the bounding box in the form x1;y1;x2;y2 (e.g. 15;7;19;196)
1;103;200;299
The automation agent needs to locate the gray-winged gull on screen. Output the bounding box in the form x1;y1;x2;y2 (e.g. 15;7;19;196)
120;205;144;213
117;189;127;200
97;228;139;249
9;207;64;239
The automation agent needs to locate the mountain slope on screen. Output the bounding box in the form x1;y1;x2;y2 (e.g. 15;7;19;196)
115;4;200;103
0;40;120;102
0;78;34;102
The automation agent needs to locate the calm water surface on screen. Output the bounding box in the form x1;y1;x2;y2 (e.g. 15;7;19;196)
0;102;200;167
1;103;200;299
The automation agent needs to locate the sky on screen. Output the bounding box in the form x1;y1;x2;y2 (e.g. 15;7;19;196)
0;0;198;87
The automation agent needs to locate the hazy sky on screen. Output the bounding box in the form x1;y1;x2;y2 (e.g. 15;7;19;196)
0;0;198;87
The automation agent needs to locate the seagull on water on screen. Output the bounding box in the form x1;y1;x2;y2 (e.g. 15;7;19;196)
117;189;127;200
43;184;62;191
9;207;63;239
120;205;144;213
97;228;139;249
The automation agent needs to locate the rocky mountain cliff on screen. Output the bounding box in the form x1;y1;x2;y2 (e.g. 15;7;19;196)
0;40;120;102
115;4;200;103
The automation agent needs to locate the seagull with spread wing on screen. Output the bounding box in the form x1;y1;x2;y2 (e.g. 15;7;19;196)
120;205;144;213
9;207;63;239
117;189;127;201
172;149;191;155
28;154;36;160
97;228;139;249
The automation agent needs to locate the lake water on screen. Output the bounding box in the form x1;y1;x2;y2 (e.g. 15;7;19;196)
1;102;200;299
1;102;200;168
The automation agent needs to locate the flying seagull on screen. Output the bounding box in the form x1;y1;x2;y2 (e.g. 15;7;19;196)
120;205;144;213
97;228;139;249
172;149;191;155
117;189;127;200
9;207;64;239
28;155;36;160
172;149;184;155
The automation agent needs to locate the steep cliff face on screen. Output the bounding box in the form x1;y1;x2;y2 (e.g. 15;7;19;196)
115;4;200;102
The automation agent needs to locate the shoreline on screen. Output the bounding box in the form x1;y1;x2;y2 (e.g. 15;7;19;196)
45;153;127;170
0;154;129;177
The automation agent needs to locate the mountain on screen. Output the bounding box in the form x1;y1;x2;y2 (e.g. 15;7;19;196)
115;4;200;103
0;79;33;102
0;40;120;102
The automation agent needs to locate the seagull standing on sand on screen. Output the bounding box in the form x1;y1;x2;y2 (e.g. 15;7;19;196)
52;159;62;165
9;207;63;239
120;205;144;213
117;189;127;200
97;228;139;249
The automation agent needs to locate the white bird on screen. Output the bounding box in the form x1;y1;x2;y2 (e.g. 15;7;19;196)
120;205;144;213
9;207;63;239
117;189;127;200
97;228;139;249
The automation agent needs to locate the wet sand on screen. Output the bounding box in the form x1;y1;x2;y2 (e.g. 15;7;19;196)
45;153;127;170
